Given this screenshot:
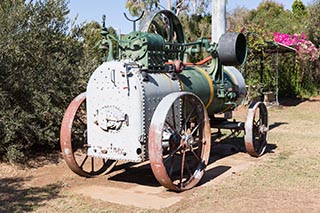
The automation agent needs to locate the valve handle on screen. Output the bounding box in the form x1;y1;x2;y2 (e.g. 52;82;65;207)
123;11;145;32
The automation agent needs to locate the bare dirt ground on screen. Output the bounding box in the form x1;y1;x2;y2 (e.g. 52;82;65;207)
1;96;320;213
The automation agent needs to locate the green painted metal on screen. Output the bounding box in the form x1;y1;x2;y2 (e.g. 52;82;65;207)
120;32;165;70
98;10;247;116
178;65;243;115
178;66;211;107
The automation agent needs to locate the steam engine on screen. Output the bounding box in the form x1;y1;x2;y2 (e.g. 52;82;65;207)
60;10;268;191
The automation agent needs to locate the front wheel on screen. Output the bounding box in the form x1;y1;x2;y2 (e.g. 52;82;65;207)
148;92;211;191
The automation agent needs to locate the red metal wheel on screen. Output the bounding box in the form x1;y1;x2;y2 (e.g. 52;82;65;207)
148;92;211;191
60;92;116;177
244;101;269;157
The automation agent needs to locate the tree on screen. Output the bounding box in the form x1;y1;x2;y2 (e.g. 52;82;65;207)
173;0;210;16
307;0;320;47
305;0;320;95
238;0;319;98
125;0;160;16
71;21;105;82
247;1;296;33
0;0;85;162
125;0;210;16
227;6;250;32
292;0;307;18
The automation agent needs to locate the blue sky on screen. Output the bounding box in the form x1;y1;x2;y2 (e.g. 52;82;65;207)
68;0;310;34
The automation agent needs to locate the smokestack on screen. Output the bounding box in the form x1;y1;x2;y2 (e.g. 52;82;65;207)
212;0;226;43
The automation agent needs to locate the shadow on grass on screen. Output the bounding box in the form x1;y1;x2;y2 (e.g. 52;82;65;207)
211;130;277;158
0;177;63;213
278;96;320;107
269;122;289;131
200;165;232;185
107;130;277;190
23;150;62;168
108;162;160;187
279;97;306;106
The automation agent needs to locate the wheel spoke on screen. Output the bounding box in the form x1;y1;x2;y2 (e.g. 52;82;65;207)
163;144;182;164
190;146;201;162
91;157;94;173
190;121;202;136
183;106;196;132
80;155;88;169
165;121;177;134
180;150;186;185
253;115;261;126
76;116;86;126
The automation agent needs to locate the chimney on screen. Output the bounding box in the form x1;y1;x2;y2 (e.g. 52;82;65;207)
212;0;226;43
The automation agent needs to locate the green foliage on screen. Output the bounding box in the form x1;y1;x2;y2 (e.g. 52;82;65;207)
71;21;105;81
0;0;124;163
304;1;320;94
292;0;307;18
179;12;211;62
173;0;211;16
180;13;211;40
126;0;210;16
125;0;160;16
307;0;320;47
0;0;90;162
247;1;297;33
236;0;320;98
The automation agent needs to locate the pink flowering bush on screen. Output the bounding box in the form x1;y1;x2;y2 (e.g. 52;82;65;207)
273;32;319;61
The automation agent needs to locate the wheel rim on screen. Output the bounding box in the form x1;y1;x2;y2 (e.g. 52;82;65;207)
60;92;117;177
244;101;268;157
148;92;211;191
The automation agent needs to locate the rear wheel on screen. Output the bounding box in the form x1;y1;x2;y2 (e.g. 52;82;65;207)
244;101;268;157
60;92;117;177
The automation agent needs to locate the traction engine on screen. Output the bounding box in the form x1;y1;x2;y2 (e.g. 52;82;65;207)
60;10;268;191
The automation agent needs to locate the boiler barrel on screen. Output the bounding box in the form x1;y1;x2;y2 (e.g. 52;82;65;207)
178;65;246;116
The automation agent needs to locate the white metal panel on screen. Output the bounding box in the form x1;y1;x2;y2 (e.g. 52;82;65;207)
224;66;246;106
86;61;145;162
224;66;246;96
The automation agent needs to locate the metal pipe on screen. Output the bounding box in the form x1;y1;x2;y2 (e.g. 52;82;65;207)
167;0;171;10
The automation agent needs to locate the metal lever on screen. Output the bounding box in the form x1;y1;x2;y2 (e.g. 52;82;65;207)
123;11;145;32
